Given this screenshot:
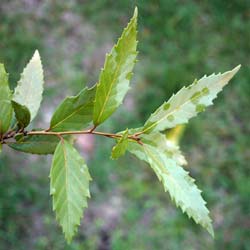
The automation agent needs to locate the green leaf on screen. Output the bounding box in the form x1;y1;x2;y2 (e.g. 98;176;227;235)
128;142;214;236
13;50;44;122
11;101;31;128
0;143;2;153
111;129;129;159
141;132;187;166
50;140;91;243
50;86;96;132
0;64;13;134
143;65;241;133
93;7;138;125
8;134;59;154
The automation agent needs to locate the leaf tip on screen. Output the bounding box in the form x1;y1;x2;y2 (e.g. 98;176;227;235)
65;234;73;244
232;64;241;74
221;64;241;85
31;50;41;64
33;49;40;59
0;63;6;72
133;6;138;18
207;223;215;238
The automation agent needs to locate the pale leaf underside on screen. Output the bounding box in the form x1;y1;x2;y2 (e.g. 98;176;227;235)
141;132;187;166
128;141;214;236
143;65;241;133
13;50;44;122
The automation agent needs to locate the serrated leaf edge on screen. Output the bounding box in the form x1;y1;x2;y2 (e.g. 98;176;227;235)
143;65;241;133
93;8;138;125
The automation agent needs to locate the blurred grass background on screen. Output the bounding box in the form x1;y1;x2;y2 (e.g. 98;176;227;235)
0;1;250;249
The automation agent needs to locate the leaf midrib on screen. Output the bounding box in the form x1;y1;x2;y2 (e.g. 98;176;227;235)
95;50;123;125
51;101;92;130
144;144;210;226
143;75;228;133
144;145;177;188
61;140;70;235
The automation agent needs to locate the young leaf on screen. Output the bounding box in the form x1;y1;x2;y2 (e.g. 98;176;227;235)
111;129;129;159
13;50;44;122
0;64;13;134
143;65;241;133
8;134;60;154
128;142;213;236
50;86;96;132
50;140;91;243
11;101;31;128
93;7;138;126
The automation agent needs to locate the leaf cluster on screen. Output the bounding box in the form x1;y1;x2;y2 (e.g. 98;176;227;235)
0;7;240;243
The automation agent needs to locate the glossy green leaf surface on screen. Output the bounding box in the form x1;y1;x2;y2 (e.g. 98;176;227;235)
0;64;13;134
111;129;129;159
50;87;96;131
13;50;44;122
93;7;138;125
128;141;213;236
11;101;31;128
50;140;91;243
9;134;59;154
143;66;240;133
